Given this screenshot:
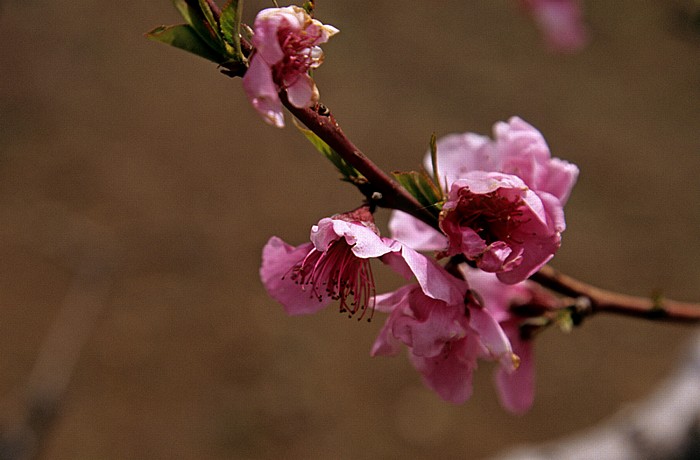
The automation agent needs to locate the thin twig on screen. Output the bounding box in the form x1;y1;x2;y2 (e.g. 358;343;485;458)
530;265;700;323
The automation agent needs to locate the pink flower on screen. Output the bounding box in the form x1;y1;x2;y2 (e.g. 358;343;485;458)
260;208;392;319
371;273;519;405
260;207;462;320
389;117;578;284
519;0;588;53
242;6;338;127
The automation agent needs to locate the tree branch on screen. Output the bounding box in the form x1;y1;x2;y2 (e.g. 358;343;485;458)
279;93;439;230
530;265;700;323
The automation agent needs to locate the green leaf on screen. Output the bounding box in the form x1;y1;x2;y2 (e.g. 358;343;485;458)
429;133;441;190
392;170;444;215
302;1;315;16
294;121;364;183
220;0;245;61
172;0;194;24
555;309;574;333
171;0;225;55
198;0;221;40
147;24;224;64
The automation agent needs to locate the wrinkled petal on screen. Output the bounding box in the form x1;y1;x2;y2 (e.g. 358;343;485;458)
410;333;481;404
479;241;515;273
495;231;558;285
310;218;395;258
392;291;467;358
260;237;331;315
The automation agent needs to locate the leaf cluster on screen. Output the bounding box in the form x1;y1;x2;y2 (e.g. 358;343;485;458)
147;0;248;76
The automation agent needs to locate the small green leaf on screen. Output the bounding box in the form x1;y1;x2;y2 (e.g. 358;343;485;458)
198;0;221;39
555;309;574;333
429;133;441;190
220;0;245;61
172;0;194;24
294;121;364;183
302;1;315;16
171;0;225;55
392;170;444;215
147;24;224;64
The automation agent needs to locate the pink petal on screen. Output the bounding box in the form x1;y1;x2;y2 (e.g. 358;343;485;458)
285;73;318;108
242;55;285;128
388;210;447;252
527;0;588;53
478;241;515;273
311;218;395;259
410;333;481;404
424;132;500;187
392;294;467;358
260;237;331;315
252;8;299;65
388;244;466;305
497;117;579;203
370;315;403;356
495;231;558;285
374;284;415;313
461;267;532;321
469;305;517;372
495;321;535;414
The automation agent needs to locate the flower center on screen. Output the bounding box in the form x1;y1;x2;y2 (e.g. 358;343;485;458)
290;239;376;321
454;189;526;245
273;27;324;86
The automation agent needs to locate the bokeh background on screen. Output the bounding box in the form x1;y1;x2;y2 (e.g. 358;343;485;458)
1;1;699;458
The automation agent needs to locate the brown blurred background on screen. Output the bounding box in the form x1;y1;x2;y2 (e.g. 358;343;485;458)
0;1;699;458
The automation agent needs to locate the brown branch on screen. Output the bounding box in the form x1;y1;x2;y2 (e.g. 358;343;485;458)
530;265;700;323
279;92;439;229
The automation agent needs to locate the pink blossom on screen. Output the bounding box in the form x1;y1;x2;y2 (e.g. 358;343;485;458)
260;208;392;319
242;6;338;127
389;117;578;284
260;207;462;320
519;0;588;53
371;273;519;405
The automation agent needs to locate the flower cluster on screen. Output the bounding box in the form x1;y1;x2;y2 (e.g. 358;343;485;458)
242;6;338;127
392;117;578;284
261;116;577;412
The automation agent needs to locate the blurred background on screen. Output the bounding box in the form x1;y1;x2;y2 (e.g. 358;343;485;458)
1;1;699;458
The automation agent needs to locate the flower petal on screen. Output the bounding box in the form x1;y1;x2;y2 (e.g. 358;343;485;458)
410;333;481;404
260;237;331;315
242;55;285;128
495;321;535;414
388;210;447;252
286;73;318;108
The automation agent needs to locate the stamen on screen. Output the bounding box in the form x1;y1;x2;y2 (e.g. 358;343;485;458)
285;238;377;319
